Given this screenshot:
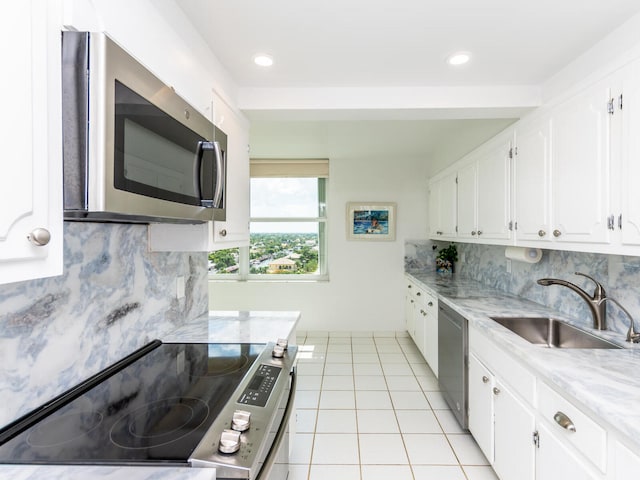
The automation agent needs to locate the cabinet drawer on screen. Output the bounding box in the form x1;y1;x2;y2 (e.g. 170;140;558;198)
537;381;607;472
469;325;536;400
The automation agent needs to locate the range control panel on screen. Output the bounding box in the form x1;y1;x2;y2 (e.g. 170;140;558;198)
237;364;282;407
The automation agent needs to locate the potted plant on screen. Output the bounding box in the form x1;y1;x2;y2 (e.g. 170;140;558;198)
436;243;458;274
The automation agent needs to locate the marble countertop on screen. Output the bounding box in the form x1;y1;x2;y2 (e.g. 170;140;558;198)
0;311;300;479
406;270;640;450
163;310;301;344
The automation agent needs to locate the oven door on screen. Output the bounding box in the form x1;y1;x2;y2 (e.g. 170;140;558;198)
255;367;296;480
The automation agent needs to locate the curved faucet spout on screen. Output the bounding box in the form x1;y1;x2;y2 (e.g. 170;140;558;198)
536;272;607;330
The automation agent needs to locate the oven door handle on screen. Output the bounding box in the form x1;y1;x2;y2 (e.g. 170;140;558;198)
255;366;297;480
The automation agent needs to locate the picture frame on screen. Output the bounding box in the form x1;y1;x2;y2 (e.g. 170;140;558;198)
346;202;396;241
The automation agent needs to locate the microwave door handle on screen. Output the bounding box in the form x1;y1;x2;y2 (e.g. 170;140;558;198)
194;141;215;208
212;141;224;209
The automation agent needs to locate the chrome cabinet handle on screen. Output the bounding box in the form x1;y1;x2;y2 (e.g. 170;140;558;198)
477;230;483;236
428;301;434;307
553;411;576;432
416;292;421;296
482;376;490;384
219;229;227;237
493;387;500;395
553;229;562;237
538;229;546;237
27;228;51;246
471;231;477;236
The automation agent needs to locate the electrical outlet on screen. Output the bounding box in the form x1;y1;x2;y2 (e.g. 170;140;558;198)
506;259;512;273
176;276;185;299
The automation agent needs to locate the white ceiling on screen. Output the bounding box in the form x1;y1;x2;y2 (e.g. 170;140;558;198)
178;0;640;88
176;1;640;172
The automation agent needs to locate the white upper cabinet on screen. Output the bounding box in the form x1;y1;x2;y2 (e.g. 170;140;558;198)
476;134;512;242
432;131;512;244
513;118;552;243
618;58;640;246
456;160;478;240
0;0;63;285
428;171;457;240
550;79;612;245
209;93;250;250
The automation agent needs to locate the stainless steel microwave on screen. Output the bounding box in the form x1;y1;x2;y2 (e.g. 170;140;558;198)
62;32;226;223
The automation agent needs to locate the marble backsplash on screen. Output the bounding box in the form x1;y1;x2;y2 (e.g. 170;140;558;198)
406;239;640;339
0;222;208;428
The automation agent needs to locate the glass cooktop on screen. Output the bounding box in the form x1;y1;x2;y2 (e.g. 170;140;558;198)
0;342;265;465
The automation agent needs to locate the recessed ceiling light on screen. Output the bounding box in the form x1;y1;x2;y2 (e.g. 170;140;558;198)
253;54;274;67
447;52;471;66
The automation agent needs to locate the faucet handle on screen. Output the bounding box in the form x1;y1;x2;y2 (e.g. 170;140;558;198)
574;272;606;299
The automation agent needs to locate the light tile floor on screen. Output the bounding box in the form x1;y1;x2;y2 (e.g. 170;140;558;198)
291;331;499;480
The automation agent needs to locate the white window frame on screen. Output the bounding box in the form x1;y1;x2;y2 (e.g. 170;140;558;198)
210;159;329;282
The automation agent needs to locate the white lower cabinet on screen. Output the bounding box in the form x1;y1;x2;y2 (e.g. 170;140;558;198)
404;277;438;377
614;441;640;479
493;378;535;480
468;325;634;480
468;353;534;480
536;422;597;480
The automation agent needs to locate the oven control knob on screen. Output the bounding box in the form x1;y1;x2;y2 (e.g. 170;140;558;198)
272;344;285;358
231;410;251;432
276;338;288;350
218;429;242;454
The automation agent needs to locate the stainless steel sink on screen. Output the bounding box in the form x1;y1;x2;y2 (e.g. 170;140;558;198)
489;316;622;349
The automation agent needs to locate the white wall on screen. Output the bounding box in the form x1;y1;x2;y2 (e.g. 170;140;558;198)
210;122;432;332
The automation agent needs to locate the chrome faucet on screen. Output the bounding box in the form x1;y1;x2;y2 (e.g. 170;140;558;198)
597;297;640;343
537;272;607;330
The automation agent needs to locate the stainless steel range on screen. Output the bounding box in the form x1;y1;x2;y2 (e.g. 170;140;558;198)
0;340;297;480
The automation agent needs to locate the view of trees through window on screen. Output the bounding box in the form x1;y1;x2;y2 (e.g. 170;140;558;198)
209;232;319;275
209;175;326;279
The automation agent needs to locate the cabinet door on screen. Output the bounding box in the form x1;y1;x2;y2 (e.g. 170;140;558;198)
514;119;552;242
0;0;63;285
620;58;640;246
423;294;438;377
457;161;477;240
414;301;427;356
536;422;597;480
477;139;511;241
209;93;250;250
614;441;640;480
493;379;535;480
429;171;457;239
405;285;416;339
468;354;494;463
551;81;611;245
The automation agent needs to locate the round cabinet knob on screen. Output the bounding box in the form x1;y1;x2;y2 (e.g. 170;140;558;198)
553;229;562;237
27;228;51;246
231;410;251;432
218;429;242;454
538;230;546;237
482;376;490;384
493;387;501;396
477;230;483;236
416;292;421;296
428;301;433;307
219;229;227;237
471;231;477;236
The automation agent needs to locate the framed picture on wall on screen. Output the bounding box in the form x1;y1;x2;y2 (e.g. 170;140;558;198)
346;202;396;241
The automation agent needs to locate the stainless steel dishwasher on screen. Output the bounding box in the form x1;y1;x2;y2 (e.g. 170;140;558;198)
438;302;468;429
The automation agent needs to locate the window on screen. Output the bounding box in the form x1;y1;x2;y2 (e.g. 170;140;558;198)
209;159;328;280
